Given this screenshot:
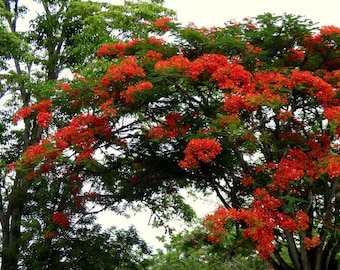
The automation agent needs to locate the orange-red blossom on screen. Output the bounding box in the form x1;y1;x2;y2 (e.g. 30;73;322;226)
204;188;315;259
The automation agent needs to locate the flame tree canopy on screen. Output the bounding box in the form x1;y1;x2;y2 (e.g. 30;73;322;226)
11;12;340;270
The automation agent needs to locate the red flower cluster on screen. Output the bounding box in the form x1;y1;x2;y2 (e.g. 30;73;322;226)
246;43;262;54
203;206;229;244
270;148;315;191
44;230;57;239
54;113;112;163
304;235;321;250
154;54;190;72
324;106;340;134
53;212;70;228
101;56;145;87
290;69;335;104
148;112;190;139
13;100;53;129
74;191;99;208
320;25;340;36
121;81;153;103
97;43;127;59
151;17;172;33
56;83;72;91
204;188;313;259
219;114;241;127
21;113;112;169
276;109;294;123
97;38;165;60
22;138;56;166
37;112;52;129
99;98;117;116
295;210;310;231
141;50;163;62
287;48;305;62
303;34;323;53
241;174;255;187
320;155;340;179
186;54;230;80
178;138;222;169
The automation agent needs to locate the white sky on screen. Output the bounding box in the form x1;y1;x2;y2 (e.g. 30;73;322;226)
163;0;340;27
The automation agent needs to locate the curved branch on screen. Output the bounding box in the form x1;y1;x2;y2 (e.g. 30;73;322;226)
211;180;231;209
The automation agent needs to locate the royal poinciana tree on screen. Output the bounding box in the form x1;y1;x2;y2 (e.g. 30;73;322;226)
0;0;175;269
8;10;340;270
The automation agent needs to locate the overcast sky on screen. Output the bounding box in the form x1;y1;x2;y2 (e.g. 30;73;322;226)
163;0;340;27
106;0;340;27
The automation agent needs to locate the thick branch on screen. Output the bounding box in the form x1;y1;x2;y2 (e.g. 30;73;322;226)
284;230;302;270
272;250;294;270
212;179;231;209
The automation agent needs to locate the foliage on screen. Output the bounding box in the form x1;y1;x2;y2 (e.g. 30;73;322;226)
147;223;267;270
21;224;152;269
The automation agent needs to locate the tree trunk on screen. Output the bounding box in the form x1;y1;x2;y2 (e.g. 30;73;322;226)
1;191;24;270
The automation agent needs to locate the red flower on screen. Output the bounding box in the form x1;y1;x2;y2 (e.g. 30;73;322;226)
148;126;166;139
57;83;72;91
270;148;315;191
33;100;53;112
204;206;230;244
13;100;53;125
7;162;17;173
241;174;254;187
246;44;262;54
179;138;222;169
295;210;309;231
102;56;145;86
97;43;127;59
290;69;335;104
203;187;312;259
287;48;305;61
44;230;57;239
13;106;33;123
148;112;189;140
121;81;153;103
320;25;340;36
99;98;117;116
37;112;52;129
187;54;230;80
141;50;163;62
26;171;37;180
53;212;70;228
155;54;190;72
304;235;321;250
151;17;172;33
321;155;340;179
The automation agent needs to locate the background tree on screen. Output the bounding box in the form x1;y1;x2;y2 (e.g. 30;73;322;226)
17;12;340;270
22;224;152;269
148;223;267;270
0;0;175;269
